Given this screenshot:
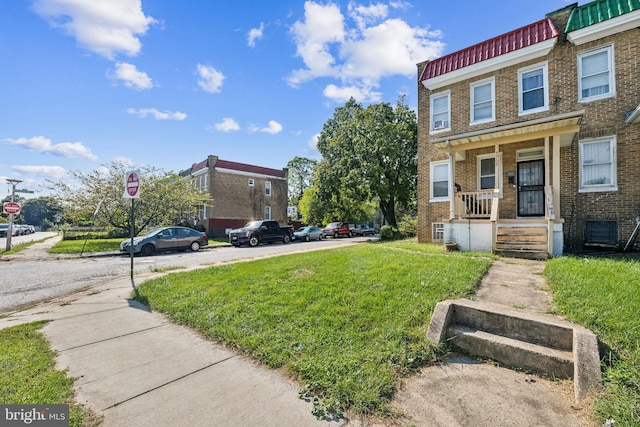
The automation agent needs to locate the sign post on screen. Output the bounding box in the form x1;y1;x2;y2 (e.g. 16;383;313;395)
123;171;141;292
4;179;23;251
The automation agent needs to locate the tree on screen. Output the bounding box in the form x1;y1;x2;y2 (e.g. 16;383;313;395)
286;156;317;206
315;96;417;227
50;162;211;236
21;197;62;229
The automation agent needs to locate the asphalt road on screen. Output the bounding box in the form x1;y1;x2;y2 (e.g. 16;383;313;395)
0;233;375;312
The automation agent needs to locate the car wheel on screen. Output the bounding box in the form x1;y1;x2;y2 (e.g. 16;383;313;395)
283;234;291;244
249;235;260;247
190;241;201;252
334;232;339;238
305;235;310;242
141;244;155;256
318;234;323;241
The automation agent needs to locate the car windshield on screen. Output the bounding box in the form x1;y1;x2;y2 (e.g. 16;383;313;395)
140;228;167;238
243;221;262;228
297;227;309;232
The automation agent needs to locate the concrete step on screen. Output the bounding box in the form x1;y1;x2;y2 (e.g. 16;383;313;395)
447;324;574;379
427;299;602;401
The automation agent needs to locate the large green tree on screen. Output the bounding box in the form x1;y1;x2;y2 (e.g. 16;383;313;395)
21;197;62;229
315;96;417;227
50;162;211;236
286;156;317;206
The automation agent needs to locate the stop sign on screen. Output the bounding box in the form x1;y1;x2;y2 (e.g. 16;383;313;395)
124;171;141;199
3;202;21;215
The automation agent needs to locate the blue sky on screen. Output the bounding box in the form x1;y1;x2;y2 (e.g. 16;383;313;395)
1;0;573;198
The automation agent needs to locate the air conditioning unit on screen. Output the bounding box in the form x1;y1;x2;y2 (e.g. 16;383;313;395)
433;120;448;130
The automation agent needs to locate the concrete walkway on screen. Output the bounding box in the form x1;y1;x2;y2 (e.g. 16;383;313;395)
1;240;596;426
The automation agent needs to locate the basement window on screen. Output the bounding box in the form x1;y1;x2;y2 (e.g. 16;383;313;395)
585;220;617;246
432;223;445;241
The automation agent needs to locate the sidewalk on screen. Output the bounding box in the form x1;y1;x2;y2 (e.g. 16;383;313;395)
0;245;595;426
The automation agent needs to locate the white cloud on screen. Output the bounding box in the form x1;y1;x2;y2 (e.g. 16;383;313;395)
212;118;240;132
109;62;153;90
11;165;68;180
288;1;444;102
260;120;283;135
247;22;264;47
127;108;187;120
308;133;320;153
113;156;136;166
323;83;381;103
197;64;225;93
33;0;157;60
4;136;98;161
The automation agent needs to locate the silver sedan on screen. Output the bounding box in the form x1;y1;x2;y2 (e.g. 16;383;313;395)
293;226;324;242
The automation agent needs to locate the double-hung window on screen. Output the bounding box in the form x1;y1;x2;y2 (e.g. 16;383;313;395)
519;62;548;114
265;181;271;196
470;78;494;124
578;45;615;102
579;136;617;192
430;160;450;201
264;206;271;220
478;155;496;190
430;91;450;132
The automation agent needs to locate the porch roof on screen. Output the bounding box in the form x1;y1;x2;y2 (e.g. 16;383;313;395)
430;110;584;151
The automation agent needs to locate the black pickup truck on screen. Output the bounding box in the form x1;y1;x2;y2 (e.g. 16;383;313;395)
229;220;294;247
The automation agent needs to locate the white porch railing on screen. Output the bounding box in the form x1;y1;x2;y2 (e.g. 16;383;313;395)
453;189;495;218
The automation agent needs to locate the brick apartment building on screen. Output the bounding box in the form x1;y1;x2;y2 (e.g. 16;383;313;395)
180;155;289;237
417;0;640;257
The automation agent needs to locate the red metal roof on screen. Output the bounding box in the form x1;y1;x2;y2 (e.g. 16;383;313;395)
419;17;559;82
214;159;286;178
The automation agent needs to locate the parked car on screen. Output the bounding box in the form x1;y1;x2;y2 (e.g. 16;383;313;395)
229;220;294;247
353;224;376;236
120;226;208;256
294;226;324;242
322;222;354;238
0;224;19;237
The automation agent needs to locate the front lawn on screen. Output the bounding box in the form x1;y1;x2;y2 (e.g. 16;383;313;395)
544;256;640;426
136;240;492;418
48;238;123;254
0;321;100;426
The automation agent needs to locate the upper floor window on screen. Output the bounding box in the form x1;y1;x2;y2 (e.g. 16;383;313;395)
248;179;254;187
265;181;272;196
430;160;450;201
470;78;494;124
579;136;617;193
519;62;548;114
578;45;615;102
430;91;450;132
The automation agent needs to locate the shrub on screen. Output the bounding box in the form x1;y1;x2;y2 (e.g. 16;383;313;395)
397;215;417;237
379;225;394;240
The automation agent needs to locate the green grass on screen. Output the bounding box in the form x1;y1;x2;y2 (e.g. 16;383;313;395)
0;321;101;426
48;238;123;254
544;256;640;425
0;236;52;255
135;240;491;418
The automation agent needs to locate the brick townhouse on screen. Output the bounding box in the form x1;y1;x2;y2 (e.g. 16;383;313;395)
180;155;289;237
417;0;640;257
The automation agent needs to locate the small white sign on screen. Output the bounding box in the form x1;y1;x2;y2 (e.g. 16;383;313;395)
123;170;141;199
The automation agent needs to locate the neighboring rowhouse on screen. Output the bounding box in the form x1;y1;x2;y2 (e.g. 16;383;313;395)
180;155;289;237
417;0;640;258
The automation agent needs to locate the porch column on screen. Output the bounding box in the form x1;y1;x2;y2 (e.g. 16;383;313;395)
552;135;561;216
448;156;455;219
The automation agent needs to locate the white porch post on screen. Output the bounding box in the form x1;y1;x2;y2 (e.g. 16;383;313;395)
552;135;561;217
448;156;455;219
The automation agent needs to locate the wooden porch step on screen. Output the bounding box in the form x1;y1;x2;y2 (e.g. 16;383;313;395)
495;226;548;259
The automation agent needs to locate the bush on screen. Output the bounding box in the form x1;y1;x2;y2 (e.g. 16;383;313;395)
397;216;417;237
379;225;394;240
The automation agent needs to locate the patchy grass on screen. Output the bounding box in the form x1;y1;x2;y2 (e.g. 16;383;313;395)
544;256;640;426
48;238;122;254
0;236;53;255
149;265;187;273
135;241;491;418
0;321;101;426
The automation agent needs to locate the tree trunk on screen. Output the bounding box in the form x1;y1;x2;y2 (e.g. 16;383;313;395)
379;199;397;228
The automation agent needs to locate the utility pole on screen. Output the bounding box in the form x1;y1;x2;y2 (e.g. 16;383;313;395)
5;179;22;251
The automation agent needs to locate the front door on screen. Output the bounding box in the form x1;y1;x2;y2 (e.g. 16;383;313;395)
517;159;544;217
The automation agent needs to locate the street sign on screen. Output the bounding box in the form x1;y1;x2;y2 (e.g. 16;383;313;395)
3;202;21;215
123;170;141;199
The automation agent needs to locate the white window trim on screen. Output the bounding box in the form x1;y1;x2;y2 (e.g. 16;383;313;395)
430;159;451;202
470;77;495;125
265;181;272;196
477;153;503;197
248;178;254;187
430;90;451;134
432;222;445;241
518;62;549;115
264;206;271;220
578;44;615;103
579;135;618;193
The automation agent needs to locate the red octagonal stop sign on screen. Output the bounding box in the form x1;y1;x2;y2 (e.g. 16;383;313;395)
3;202;21;215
